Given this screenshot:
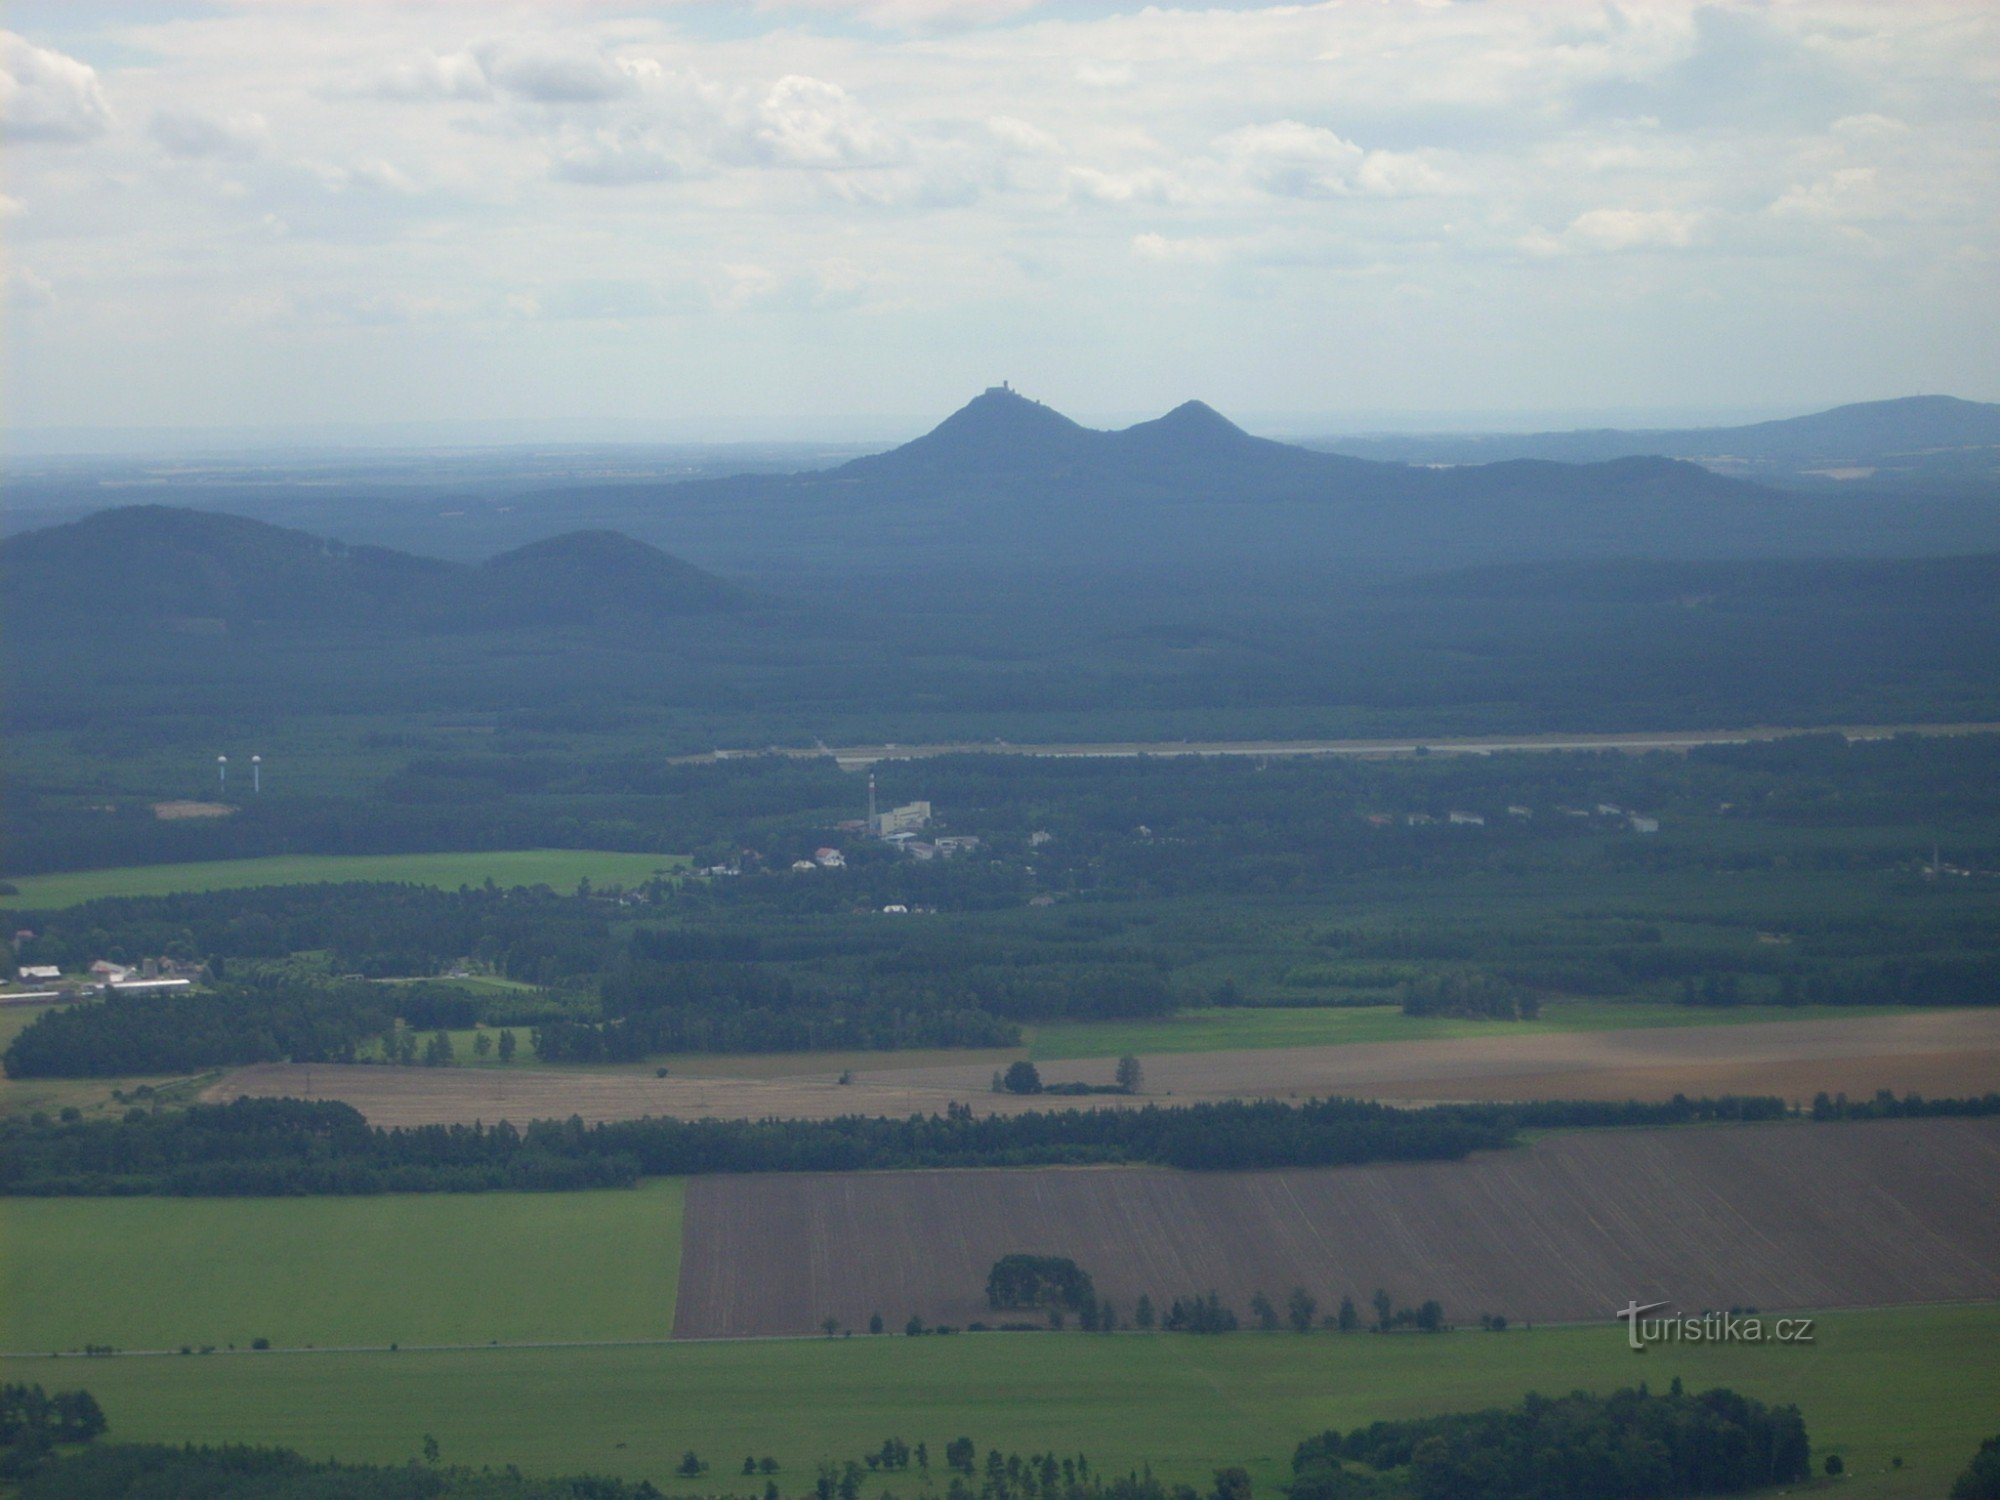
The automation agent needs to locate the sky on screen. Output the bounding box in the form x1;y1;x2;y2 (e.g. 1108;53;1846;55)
3;0;1997;443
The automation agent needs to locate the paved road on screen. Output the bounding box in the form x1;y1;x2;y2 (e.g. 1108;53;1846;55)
683;720;2000;770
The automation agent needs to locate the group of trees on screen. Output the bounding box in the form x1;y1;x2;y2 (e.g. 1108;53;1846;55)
1;1384;107;1482
986;1256;1096;1314
1397;973;1539;1022
1290;1383;1811;1500
1;1090;1881;1199
0;1094;1520;1197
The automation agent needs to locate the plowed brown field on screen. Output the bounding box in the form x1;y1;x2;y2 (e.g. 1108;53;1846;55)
208;1011;2000;1125
673;1117;2000;1338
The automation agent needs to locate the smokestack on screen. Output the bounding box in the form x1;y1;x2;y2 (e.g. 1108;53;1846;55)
868;772;878;832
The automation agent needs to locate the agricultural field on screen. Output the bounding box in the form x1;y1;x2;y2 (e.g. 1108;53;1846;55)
1;849;687;908
0;1179;684;1353
1026;999;1932;1060
206;1008;2000;1125
674;1117;2000;1338
6;1303;1994;1499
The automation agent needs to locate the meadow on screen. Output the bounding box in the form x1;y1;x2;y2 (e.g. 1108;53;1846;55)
1027;1000;1927;1061
8;1303;1992;1499
0;1180;684;1352
2;849;688;908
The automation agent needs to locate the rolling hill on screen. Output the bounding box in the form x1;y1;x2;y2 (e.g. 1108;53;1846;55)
1312;394;2000;495
0;507;750;636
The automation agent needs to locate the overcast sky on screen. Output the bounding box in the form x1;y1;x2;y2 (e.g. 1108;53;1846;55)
3;1;1996;442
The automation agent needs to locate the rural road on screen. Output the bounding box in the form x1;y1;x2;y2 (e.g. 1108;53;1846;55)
680;720;2000;769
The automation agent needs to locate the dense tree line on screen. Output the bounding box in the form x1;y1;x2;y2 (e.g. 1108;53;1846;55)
1290;1384;1810;1500
9;882;617;986
16;1435;1238;1500
1809;1089;2000;1121
17;1443;673;1499
3;978;397;1078
0;1095;1513;1196
0;1091;1872;1198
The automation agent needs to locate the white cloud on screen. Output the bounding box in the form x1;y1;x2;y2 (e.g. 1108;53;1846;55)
0;32;111;143
750;75;900;168
1131;231;1223;263
477;39;660;105
1068;165;1189;206
344;40;660;106
1564;207;1704;252
549;127;683;186
152;107;268;159
986;114;1060;156
711;262;780;312
4;262;55;309
349;50;492;103
1768;167;1881;222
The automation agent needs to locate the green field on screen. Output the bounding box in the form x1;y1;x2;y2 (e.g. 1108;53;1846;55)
9;1304;1992;1498
1029;1000;1930;1061
0;1181;684;1352
0;849;689;908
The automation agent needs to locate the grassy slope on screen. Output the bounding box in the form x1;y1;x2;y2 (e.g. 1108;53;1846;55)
2;850;689;908
0;1180;684;1352
1028;1000;1928;1061
9;1304;1991;1499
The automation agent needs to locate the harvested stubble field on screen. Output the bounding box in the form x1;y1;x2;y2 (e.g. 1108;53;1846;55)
672;1117;2000;1338
879;1009;2000;1107
210;1010;2000;1126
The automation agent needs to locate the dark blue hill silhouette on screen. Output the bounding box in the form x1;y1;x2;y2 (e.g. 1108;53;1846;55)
0;507;747;634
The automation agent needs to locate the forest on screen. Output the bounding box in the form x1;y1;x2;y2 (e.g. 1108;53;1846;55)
7;732;1998;1080
1290;1383;1811;1500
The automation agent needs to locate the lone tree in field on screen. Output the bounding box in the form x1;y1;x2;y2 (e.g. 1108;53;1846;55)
1115;1054;1143;1094
1287;1288;1318;1334
1001;1060;1043;1095
497;1029;517;1063
987;1254;1095;1312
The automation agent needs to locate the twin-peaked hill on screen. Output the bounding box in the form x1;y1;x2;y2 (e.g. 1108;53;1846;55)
0;506;748;635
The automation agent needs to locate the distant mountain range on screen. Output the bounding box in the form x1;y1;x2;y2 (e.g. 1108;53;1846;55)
1308;395;2000;495
0;507;747;635
6;390;2000;599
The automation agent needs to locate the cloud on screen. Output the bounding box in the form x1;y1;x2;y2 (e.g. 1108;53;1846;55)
760;0;1045;27
4;262;55;309
1068;165;1188;206
1564;207;1703;252
0;31;111;143
312;158;422;196
711;262;780;312
549;127;683;185
749;75;900;168
151;107;268;160
1214;122;1453;200
1130;232;1223;263
477;39;660;105
986;114;1060;156
347;40;659;106
350;50;492;103
1768;167;1881;222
